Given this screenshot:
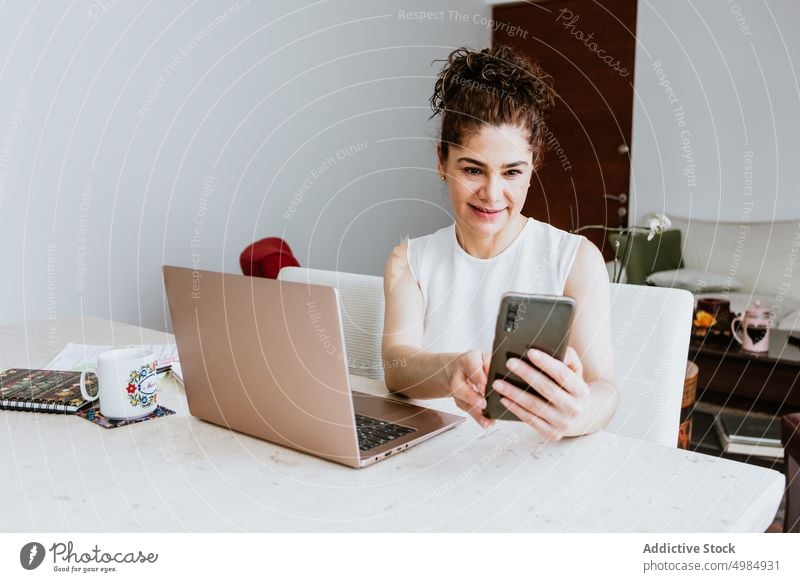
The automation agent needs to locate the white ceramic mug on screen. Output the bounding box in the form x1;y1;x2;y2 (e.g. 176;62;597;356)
80;347;159;420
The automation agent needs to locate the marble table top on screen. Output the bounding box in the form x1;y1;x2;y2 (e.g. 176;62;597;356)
0;317;784;532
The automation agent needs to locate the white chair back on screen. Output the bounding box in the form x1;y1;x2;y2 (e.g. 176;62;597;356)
277;267;386;379
277;268;694;446
605;283;694;447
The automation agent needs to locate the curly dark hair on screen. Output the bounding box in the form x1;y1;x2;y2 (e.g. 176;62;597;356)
429;45;557;170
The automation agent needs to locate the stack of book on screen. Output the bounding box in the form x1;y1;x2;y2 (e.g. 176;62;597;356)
714;408;783;459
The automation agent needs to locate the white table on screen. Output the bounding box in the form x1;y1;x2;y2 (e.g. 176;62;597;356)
0;317;784;532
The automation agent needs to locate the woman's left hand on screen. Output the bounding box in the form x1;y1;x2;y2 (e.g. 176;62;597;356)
491;346;589;441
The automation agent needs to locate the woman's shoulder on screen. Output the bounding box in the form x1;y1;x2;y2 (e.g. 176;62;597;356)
563;232;607;293
524;217;586;260
526;216;585;244
386;222;454;283
387;222;452;257
404;222;455;284
408;221;453;242
406;221;454;254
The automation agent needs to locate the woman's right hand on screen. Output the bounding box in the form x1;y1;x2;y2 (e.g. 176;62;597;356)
445;350;495;429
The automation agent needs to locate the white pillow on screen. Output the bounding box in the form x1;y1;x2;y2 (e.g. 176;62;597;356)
777;309;800;332
646;268;742;293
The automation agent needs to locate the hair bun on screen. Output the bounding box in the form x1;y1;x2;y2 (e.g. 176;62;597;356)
429;45;557;169
430;45;555;119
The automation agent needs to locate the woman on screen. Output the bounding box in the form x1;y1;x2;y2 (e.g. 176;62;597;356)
381;45;618;440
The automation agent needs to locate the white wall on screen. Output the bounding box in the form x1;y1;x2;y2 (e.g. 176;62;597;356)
630;0;800;224
0;0;491;335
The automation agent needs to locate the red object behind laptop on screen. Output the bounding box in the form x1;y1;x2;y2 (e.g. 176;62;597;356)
239;237;299;279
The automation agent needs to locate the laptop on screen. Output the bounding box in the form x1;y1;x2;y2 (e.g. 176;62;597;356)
162;265;464;468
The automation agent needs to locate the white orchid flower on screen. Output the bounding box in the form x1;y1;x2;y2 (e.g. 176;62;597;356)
645;212;672;241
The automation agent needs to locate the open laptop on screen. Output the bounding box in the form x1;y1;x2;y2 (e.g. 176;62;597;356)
162;265;464;468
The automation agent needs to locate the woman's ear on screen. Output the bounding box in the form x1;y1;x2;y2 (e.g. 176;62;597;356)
437;143;445;177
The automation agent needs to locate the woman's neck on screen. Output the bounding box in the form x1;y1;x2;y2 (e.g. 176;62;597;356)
455;215;528;259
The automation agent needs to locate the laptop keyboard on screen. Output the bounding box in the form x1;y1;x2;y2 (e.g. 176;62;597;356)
355;414;416;451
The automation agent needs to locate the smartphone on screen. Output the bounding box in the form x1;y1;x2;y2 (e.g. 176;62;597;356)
483;293;576;421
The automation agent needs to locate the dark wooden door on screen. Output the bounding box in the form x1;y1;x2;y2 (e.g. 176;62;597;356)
493;0;638;258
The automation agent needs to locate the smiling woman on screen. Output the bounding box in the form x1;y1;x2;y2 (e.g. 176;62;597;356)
381;45;618;441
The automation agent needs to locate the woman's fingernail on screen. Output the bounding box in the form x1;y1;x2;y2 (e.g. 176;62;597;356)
479;398;487;408
528;349;541;359
492;379;503;390
507;358;519;369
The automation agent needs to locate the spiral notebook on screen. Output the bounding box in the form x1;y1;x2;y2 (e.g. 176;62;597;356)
0;368;92;413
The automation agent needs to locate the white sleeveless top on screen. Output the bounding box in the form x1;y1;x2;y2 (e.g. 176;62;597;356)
406;217;585;355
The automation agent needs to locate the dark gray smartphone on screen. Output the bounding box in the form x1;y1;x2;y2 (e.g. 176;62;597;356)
483;292;576;421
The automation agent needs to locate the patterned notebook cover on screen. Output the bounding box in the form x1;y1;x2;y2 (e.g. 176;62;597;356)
0;368;93;413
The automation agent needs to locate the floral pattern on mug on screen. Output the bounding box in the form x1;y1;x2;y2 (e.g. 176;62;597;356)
127;361;158;408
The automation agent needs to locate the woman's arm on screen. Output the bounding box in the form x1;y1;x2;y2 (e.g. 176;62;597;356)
381;241;454;399
561;237;619;434
381;241;494;428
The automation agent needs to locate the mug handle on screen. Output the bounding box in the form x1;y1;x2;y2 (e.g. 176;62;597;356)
730;315;744;345
80;368;99;402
